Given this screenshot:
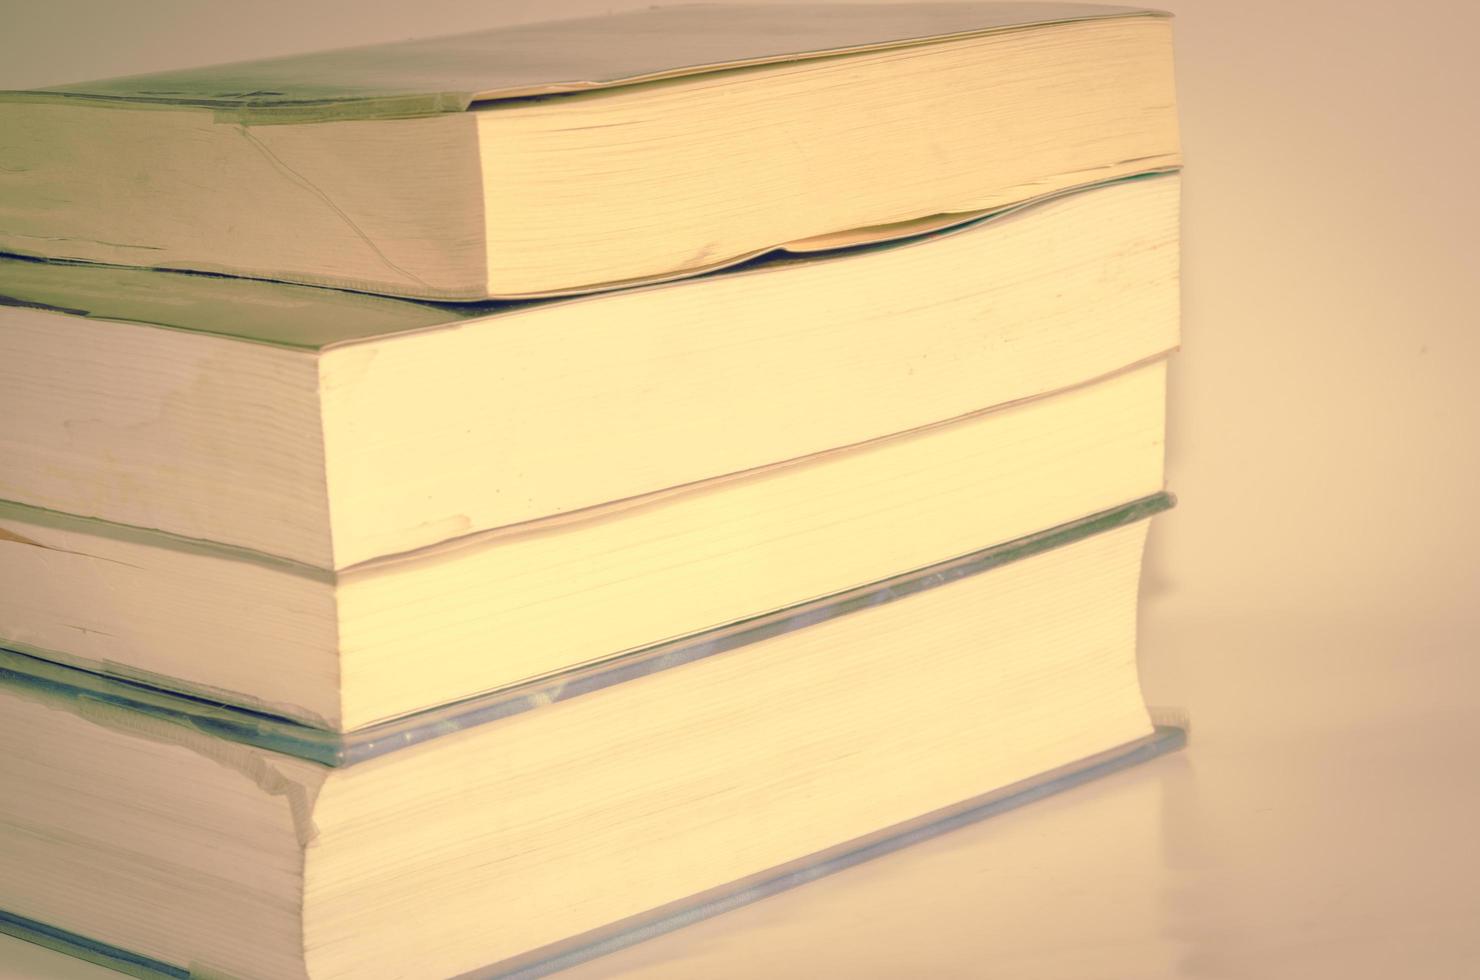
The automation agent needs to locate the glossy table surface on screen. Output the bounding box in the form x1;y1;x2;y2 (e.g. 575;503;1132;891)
555;616;1480;979
5;614;1477;979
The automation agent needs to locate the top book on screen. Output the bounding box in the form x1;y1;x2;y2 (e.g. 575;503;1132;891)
0;3;1178;300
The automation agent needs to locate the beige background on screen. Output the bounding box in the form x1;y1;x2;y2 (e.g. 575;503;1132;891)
3;2;1478;977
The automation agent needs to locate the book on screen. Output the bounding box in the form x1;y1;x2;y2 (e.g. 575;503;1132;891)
0;173;1179;571
0;4;1179;300
1;8;1185;975
1;358;1167;730
0;497;1177;980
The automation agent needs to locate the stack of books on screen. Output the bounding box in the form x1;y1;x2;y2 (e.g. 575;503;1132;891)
0;4;1182;978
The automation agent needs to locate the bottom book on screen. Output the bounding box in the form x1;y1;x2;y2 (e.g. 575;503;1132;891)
0;496;1181;979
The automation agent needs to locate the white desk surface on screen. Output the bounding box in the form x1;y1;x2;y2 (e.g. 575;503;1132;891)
4;615;1476;979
